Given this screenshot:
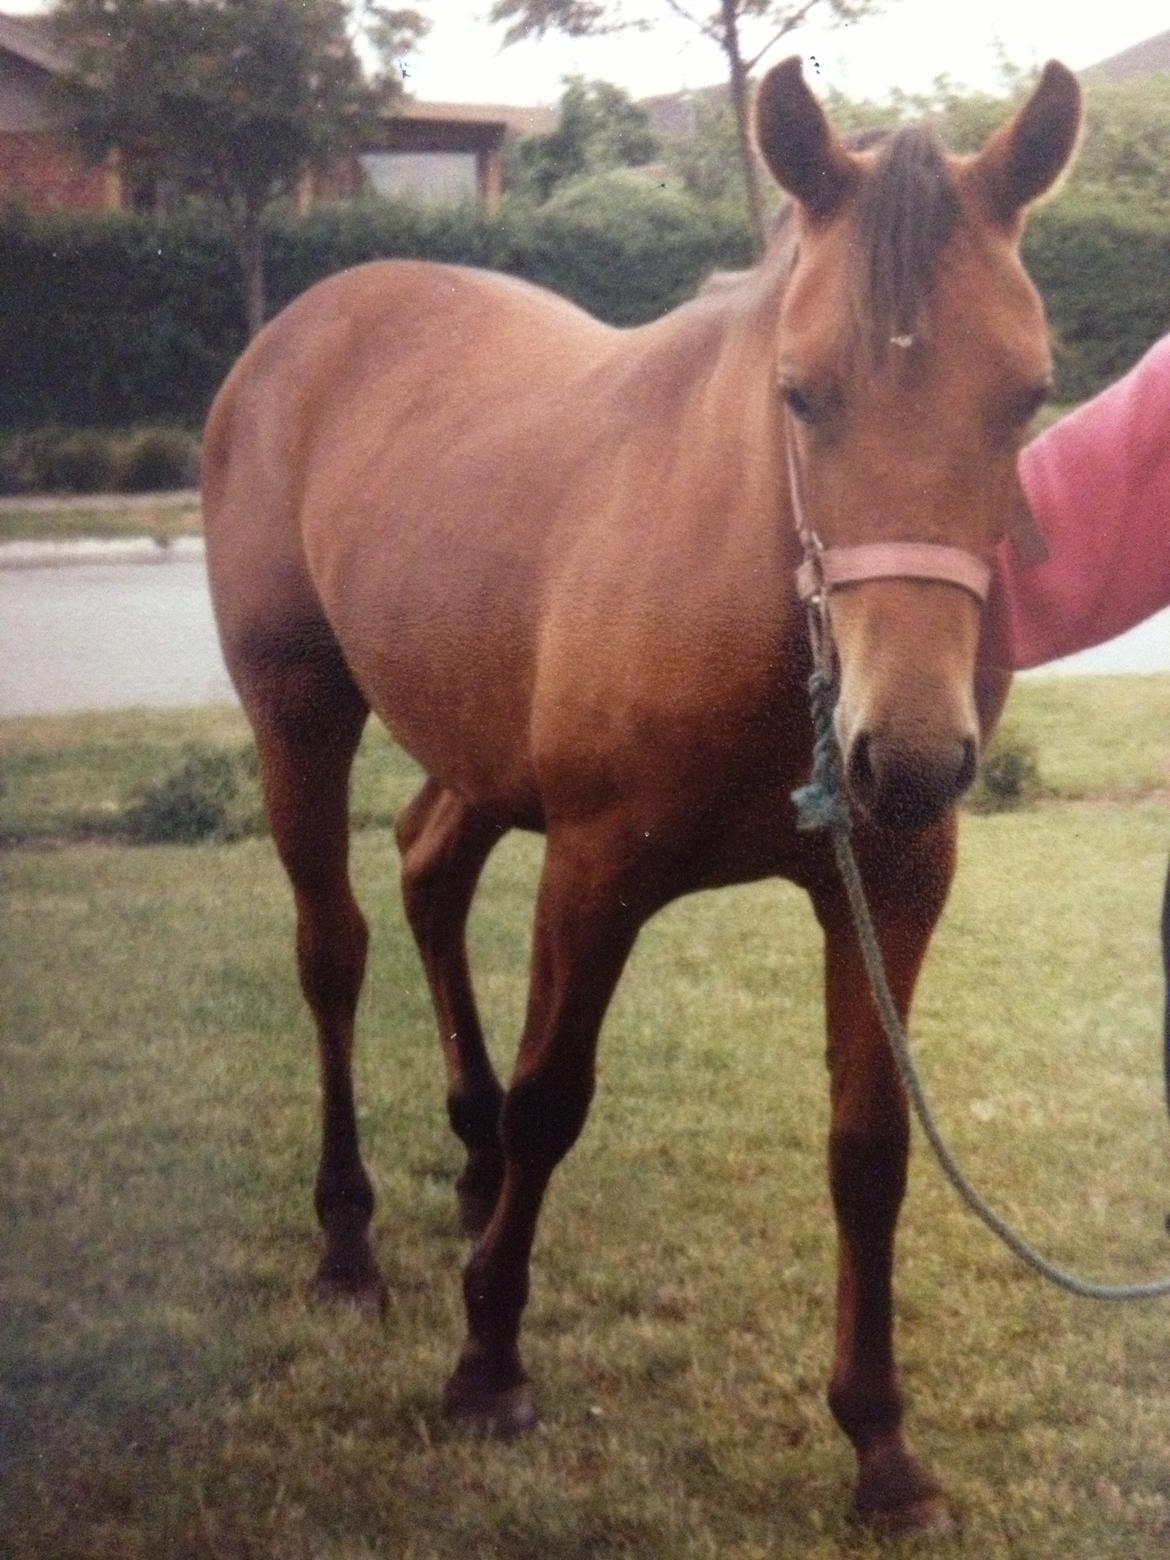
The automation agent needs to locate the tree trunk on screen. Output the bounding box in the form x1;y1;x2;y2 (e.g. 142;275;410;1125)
721;0;767;259
235;200;267;340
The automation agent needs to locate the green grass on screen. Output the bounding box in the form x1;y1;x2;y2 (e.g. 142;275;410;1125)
0;492;202;545
1005;676;1170;798
0;707;421;843
3;675;1166;845
4;692;1170;1556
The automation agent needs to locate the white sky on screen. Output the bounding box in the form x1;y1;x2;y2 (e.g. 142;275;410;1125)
8;0;1167;106
399;0;1167;105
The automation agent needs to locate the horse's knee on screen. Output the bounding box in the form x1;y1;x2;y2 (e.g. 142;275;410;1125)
448;1085;503;1149
501;1069;595;1170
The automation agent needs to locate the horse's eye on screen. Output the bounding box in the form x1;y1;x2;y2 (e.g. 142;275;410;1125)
782;384;817;424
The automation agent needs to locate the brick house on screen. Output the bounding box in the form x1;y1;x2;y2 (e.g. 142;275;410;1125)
0;9;554;214
0;11;120;210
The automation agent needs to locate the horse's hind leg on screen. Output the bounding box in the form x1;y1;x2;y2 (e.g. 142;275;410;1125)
241;650;385;1311
396;780;507;1235
812;822;957;1535
443;820;654;1435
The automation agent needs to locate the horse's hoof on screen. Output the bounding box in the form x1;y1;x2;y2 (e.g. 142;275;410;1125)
306;1260;389;1318
854;1446;956;1536
861;1493;957;1537
443;1374;538;1438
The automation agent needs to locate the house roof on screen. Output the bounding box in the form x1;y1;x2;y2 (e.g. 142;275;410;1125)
0;11;71;76
399;99;556;137
0;16;558;141
1082;29;1170;82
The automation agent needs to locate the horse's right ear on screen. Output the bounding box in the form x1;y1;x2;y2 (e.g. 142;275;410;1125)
755;57;856;221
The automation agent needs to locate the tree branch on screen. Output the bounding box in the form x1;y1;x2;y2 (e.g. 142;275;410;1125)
742;0;822;73
659;0;722;47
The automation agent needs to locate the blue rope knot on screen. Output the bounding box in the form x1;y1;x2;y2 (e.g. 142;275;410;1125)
791;668;851;834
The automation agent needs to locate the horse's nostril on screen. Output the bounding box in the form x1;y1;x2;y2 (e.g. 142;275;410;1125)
844;732;978;831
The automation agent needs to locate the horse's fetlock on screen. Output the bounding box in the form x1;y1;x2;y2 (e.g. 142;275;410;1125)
828;1376;903;1448
314;1170;375;1229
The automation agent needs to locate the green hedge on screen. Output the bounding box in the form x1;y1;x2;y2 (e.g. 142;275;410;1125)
0;185;750;430
1023;196;1170;403
0;206;241;430
0;185;1164;430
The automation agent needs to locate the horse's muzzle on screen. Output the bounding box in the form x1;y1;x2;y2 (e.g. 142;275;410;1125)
845;732;978;832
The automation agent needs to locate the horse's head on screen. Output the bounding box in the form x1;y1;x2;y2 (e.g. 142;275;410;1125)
757;59;1081;830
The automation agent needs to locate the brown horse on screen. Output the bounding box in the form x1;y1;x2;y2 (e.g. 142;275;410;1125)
203;59;1081;1532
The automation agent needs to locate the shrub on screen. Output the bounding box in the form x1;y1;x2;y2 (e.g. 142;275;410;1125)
0;434;32;495
967;725;1045;813
524;172;752;323
0;425;200;494
116;427;200;492
121;746;261;844
9;427;121;493
0;205;241;430
1024;195;1170;403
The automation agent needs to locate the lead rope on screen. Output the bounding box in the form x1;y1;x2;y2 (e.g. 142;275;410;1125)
793;593;1170;1302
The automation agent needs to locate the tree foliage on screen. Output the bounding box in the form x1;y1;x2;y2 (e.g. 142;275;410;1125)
53;0;428;333
506;76;660;201
823;65;1170;216
662;93;749;207
490;0;894;252
1073;74;1170;214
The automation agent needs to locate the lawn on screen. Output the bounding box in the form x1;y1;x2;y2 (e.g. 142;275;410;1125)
4;693;1170;1559
4;674;1170;843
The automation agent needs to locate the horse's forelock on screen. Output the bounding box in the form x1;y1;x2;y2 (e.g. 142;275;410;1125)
851;125;962;368
763;125;961;372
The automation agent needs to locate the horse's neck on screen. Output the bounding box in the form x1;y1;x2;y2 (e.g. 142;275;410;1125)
605;281;800;603
645;278;792;508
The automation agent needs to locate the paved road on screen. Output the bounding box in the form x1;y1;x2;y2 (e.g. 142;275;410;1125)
1;548;236;715
4;541;1170;717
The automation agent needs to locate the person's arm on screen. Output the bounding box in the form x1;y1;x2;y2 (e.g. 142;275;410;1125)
982;334;1170;670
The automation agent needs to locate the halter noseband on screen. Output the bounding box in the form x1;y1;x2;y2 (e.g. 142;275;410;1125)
785;414;994;608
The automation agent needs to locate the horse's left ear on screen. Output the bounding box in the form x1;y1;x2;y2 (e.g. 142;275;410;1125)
968;61;1082;225
755;57;857;220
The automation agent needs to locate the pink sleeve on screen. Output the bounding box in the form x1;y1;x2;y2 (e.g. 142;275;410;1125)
982;334;1170;670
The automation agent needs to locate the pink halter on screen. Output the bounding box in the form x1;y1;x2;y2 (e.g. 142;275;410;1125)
785;414;994;607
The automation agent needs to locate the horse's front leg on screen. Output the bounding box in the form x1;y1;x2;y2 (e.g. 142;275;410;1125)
811;818;958;1534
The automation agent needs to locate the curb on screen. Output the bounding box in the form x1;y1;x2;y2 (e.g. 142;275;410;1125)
0;536;206;571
